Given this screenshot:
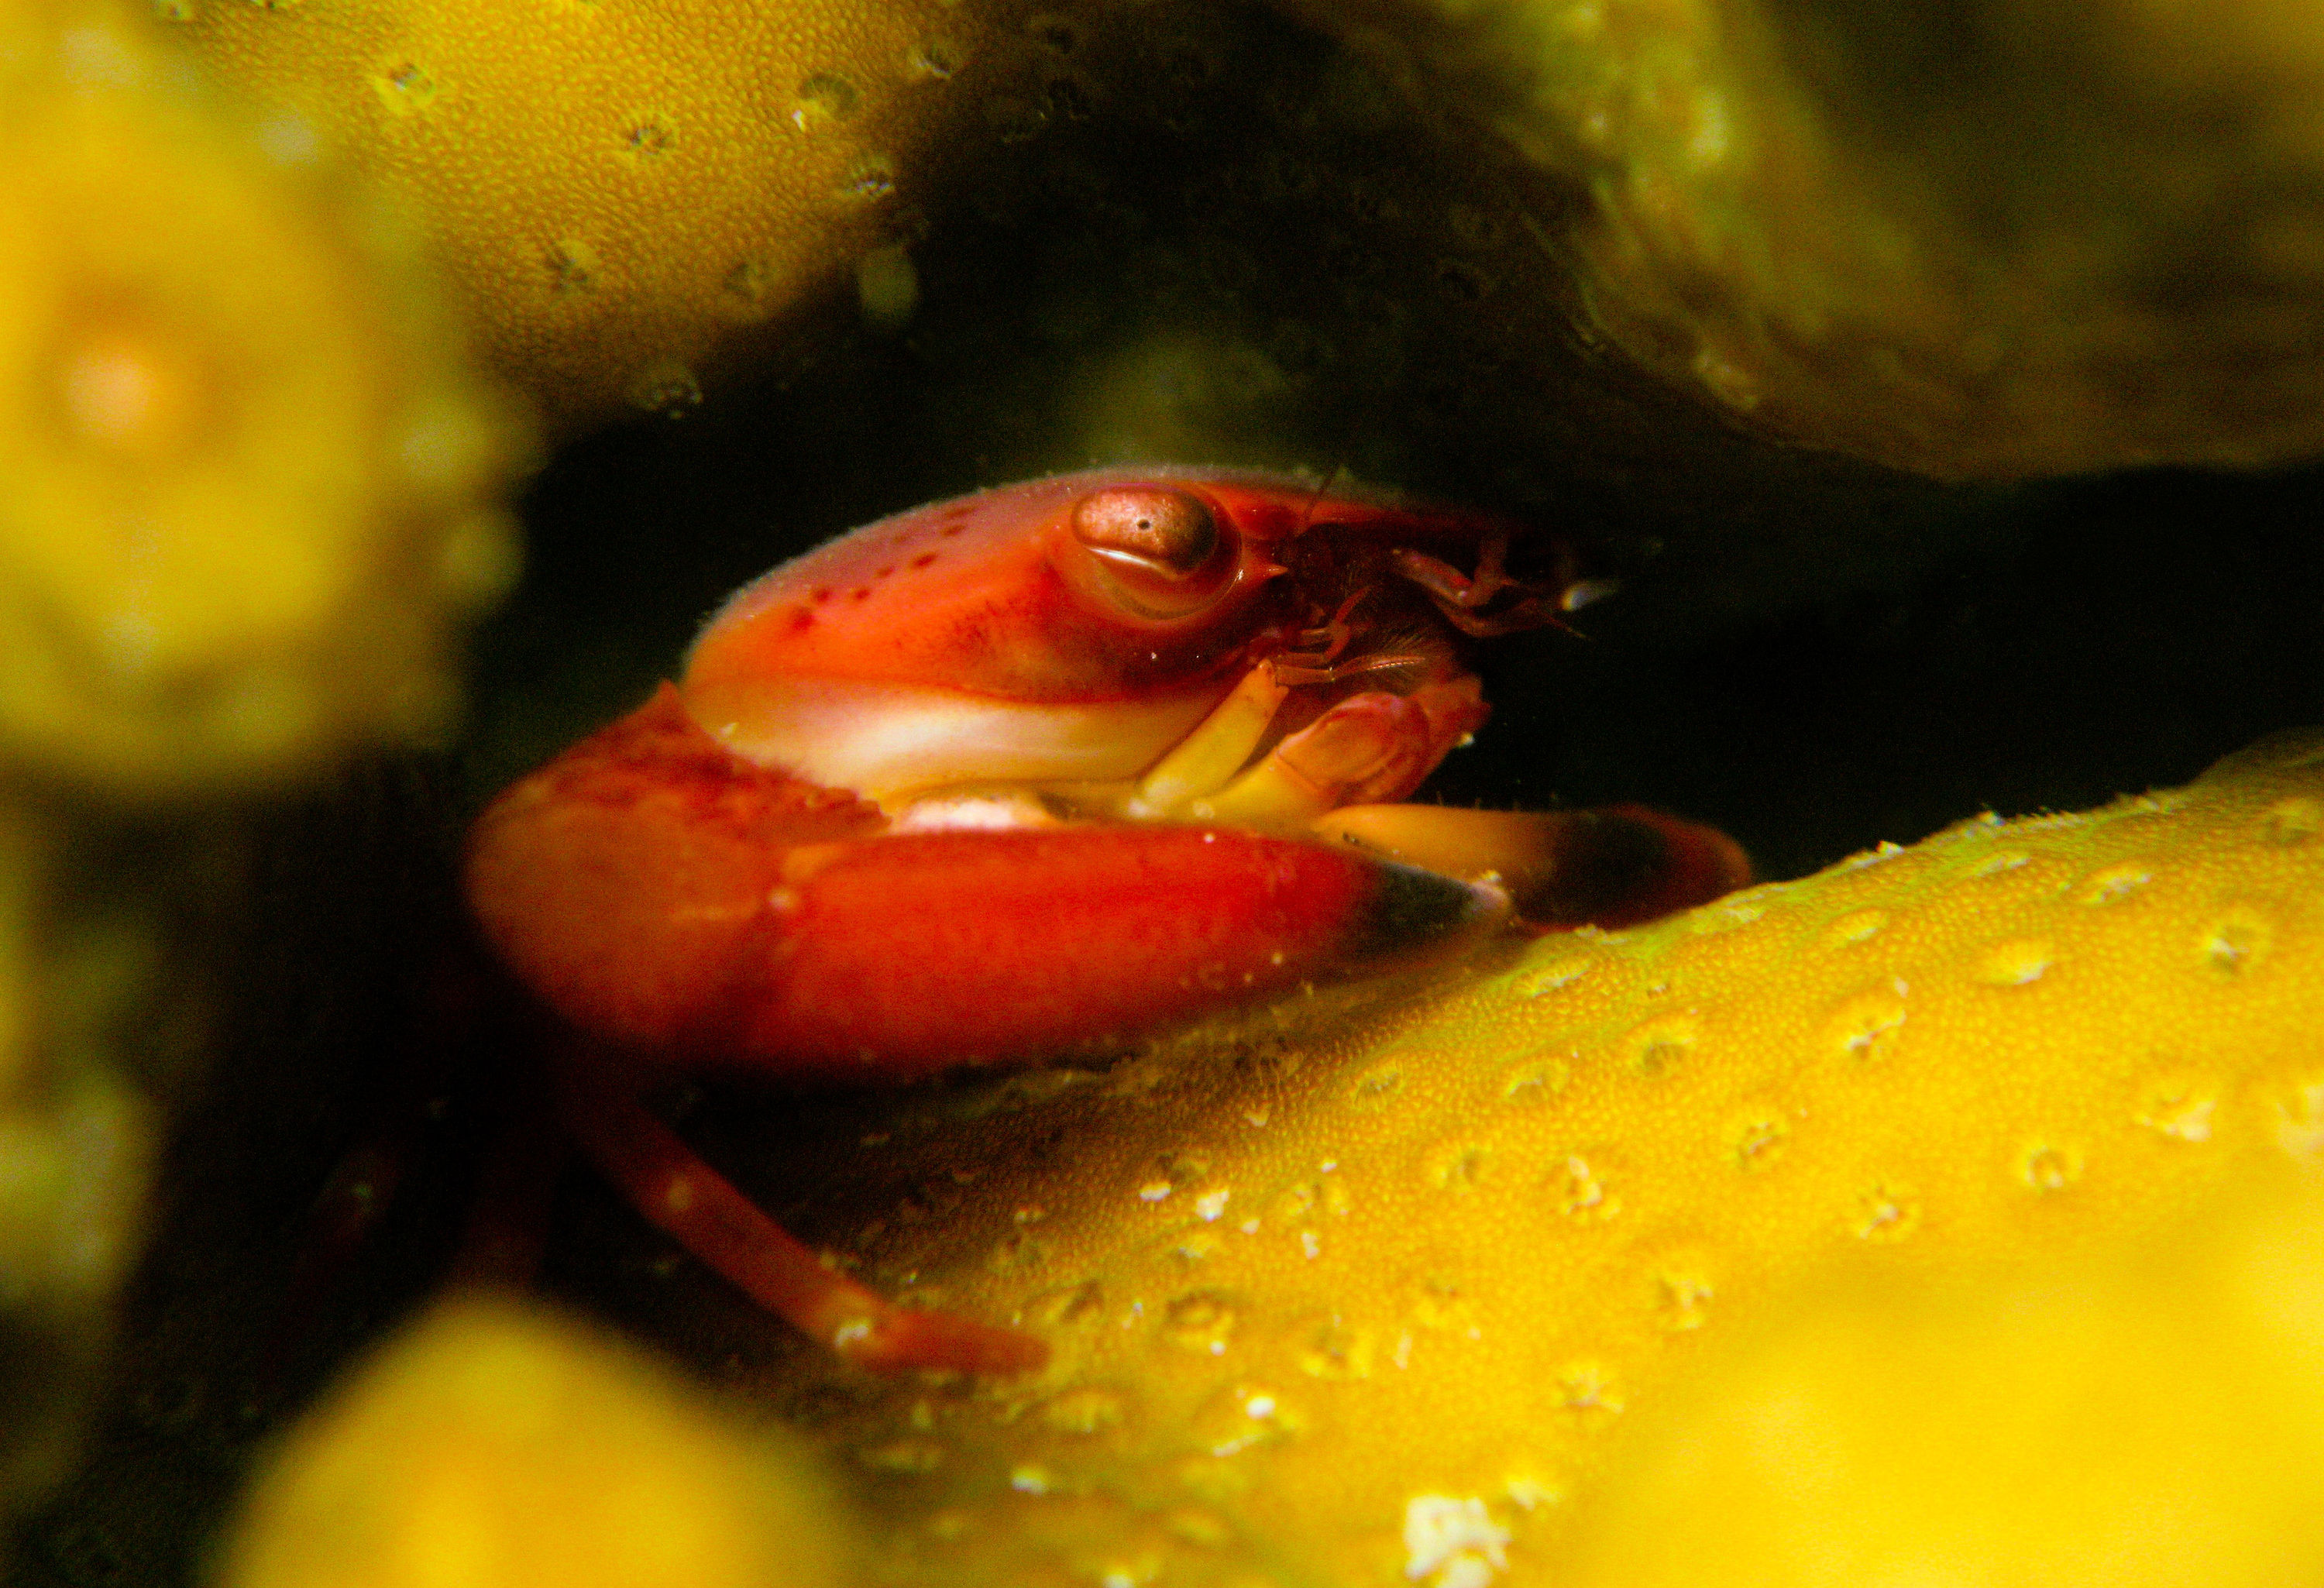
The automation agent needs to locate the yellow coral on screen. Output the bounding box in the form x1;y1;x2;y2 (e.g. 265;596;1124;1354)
0;0;524;791
219;1298;858;1588
1562;1176;2324;1587
629;727;2324;1584
167;0;977;425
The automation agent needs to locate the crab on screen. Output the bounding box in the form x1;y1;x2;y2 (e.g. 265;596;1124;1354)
462;467;1748;1373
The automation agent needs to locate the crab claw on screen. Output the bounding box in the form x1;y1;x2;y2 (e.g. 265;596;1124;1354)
727;827;1508;1075
466;685;1509;1083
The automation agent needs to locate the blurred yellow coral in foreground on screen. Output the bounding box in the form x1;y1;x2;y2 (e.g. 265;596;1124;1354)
0;0;525;792
0;0;529;1528
220;1298;858;1588
632;726;2324;1585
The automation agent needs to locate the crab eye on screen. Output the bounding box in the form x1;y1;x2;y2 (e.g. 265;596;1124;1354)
1071;486;1219;576
1064;484;1236;619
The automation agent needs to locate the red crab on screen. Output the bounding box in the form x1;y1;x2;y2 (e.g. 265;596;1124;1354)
462;468;1748;1374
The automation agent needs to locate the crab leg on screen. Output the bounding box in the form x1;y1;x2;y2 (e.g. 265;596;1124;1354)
1122;661;1487;830
556;1059;1049;1374
1124;664;1291;818
1196;690;1452;827
1112;663;1748;928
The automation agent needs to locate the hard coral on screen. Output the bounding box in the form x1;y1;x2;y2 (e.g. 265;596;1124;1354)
1;0;524;792
654;727;2324;1585
168;0;977;427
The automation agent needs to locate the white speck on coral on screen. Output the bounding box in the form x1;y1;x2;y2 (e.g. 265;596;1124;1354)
1404;1495;1510;1588
1139;1181;1173;1202
1301;1230;1322;1259
1195;1188;1230;1222
1245;1393;1277;1418
1503;1476;1559;1511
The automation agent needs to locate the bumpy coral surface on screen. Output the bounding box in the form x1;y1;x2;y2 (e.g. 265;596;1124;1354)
167;0;982;426
0;0;524;792
586;726;2324;1585
220;1298;857;1588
